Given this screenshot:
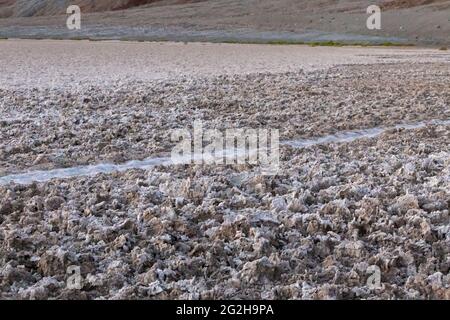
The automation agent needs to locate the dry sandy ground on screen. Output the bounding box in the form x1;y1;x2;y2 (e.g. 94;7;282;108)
0;0;449;45
0;41;449;299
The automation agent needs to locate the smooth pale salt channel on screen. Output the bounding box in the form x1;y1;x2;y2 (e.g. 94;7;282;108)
0;157;170;185
0;119;449;185
0;148;256;185
283;119;450;148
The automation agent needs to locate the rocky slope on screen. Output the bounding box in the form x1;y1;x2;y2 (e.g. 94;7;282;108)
0;0;448;45
0;0;447;18
0;0;203;18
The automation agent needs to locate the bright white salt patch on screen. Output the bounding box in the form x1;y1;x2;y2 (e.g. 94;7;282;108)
0;119;449;185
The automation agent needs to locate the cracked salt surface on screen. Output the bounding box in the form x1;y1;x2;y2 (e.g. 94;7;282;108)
0;119;449;185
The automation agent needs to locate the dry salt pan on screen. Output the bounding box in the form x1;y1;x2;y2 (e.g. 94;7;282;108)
0;56;449;300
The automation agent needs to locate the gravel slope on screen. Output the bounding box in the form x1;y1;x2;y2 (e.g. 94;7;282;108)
0;0;449;45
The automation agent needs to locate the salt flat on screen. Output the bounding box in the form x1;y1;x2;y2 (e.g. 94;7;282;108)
1;39;449;89
0;40;449;300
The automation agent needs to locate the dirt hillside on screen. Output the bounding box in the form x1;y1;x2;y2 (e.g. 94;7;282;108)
0;0;448;45
0;0;204;18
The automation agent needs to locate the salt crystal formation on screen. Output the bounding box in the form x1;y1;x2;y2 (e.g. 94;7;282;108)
0;61;449;299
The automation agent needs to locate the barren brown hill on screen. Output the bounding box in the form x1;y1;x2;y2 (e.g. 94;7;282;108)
0;0;448;45
381;0;450;9
1;0;448;18
0;0;205;18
